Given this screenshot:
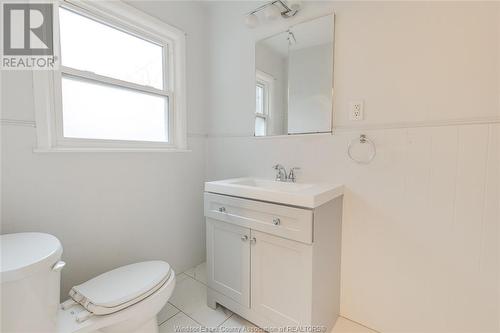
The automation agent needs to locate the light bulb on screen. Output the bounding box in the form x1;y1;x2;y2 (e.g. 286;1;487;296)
245;13;259;28
264;4;280;20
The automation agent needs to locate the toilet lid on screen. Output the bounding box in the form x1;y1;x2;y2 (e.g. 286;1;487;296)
70;261;171;312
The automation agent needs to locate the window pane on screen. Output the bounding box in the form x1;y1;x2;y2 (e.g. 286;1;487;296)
59;7;164;89
256;85;264;114
255;117;266;136
61;77;168;142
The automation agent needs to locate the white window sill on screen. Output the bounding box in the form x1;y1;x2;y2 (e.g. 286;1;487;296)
33;147;192;153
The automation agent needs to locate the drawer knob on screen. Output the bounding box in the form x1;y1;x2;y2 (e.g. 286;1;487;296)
218;207;226;213
241;235;248;241
273;217;281;226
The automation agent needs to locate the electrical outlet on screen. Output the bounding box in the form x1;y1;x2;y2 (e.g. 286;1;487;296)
349;101;364;121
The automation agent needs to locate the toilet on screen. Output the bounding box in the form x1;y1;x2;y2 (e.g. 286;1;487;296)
0;233;175;333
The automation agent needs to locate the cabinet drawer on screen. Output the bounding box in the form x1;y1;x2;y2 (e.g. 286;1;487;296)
204;192;313;244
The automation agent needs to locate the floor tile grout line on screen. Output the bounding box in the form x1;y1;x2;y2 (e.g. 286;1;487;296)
179;303;233;329
160;308;205;328
158;303;181;326
218;313;234;328
181;268;208;287
168;273;230;328
171;269;236;329
159;311;187;328
181;310;203;327
169;284;232;328
338;315;380;333
178;308;208;328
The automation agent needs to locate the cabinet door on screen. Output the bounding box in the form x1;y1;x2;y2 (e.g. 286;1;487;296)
206;218;250;307
250;230;313;326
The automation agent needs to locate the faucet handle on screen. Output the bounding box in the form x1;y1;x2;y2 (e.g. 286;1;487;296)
273;164;287;181
288;167;301;182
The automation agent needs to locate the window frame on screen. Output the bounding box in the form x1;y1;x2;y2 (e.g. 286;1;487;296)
255;70;274;137
255;82;267;136
33;0;187;152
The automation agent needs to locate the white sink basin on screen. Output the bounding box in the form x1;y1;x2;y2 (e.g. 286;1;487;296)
205;177;343;208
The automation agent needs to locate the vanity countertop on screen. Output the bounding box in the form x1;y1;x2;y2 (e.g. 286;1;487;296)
205;177;343;209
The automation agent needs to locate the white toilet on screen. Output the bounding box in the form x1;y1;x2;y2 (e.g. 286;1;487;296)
0;233;175;333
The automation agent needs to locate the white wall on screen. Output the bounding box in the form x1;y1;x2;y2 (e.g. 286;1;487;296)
205;2;499;333
1;2;499;332
1;1;208;297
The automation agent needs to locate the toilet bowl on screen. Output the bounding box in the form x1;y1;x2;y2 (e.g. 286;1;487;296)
0;233;175;333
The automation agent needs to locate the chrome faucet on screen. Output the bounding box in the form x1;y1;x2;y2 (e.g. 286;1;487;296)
273;164;288;182
288;167;301;183
273;164;301;182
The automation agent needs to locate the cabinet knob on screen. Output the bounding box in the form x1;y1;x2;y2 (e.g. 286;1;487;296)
273;217;281;226
250;237;257;244
218;207;226;213
241;235;248;241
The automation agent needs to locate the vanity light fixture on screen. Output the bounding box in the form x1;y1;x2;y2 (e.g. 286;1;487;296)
245;0;301;28
264;3;281;20
245;13;259;28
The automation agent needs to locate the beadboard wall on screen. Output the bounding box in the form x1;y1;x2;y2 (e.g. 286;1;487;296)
204;2;499;332
206;124;499;332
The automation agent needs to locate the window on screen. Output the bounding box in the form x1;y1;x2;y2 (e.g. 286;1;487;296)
255;70;274;137
255;83;267;136
33;1;186;151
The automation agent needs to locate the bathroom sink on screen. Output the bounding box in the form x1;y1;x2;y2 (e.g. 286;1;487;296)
205;177;343;208
230;178;315;192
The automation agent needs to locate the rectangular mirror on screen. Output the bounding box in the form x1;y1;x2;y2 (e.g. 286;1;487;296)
255;14;334;137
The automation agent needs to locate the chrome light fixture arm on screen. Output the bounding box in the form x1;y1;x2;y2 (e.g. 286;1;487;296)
245;0;300;28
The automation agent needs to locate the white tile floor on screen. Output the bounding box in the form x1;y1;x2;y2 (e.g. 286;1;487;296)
158;262;378;333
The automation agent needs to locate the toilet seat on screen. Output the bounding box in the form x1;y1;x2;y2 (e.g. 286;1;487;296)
68;261;171;320
58;269;176;333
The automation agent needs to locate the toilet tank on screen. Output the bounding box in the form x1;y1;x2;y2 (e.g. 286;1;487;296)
1;233;64;333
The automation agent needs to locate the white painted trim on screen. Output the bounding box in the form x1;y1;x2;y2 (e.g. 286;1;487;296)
205;116;500;139
255;70;275;136
33;0;187;151
0;118;205;137
187;132;207;138
33;70;57;149
332;116;500;132
171;23;188;150
32;147;192;153
63;0;185;42
53;137;177;149
206;132;333;139
7;117;497;134
0;119;36;127
61;67;169;97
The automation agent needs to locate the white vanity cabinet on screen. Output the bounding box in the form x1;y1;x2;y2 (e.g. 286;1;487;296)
204;190;343;332
206;219;250;307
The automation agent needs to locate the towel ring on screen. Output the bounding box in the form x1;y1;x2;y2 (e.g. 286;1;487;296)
347;134;376;164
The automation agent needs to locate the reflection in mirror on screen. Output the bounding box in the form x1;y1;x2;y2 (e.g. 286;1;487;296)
254;14;334;136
